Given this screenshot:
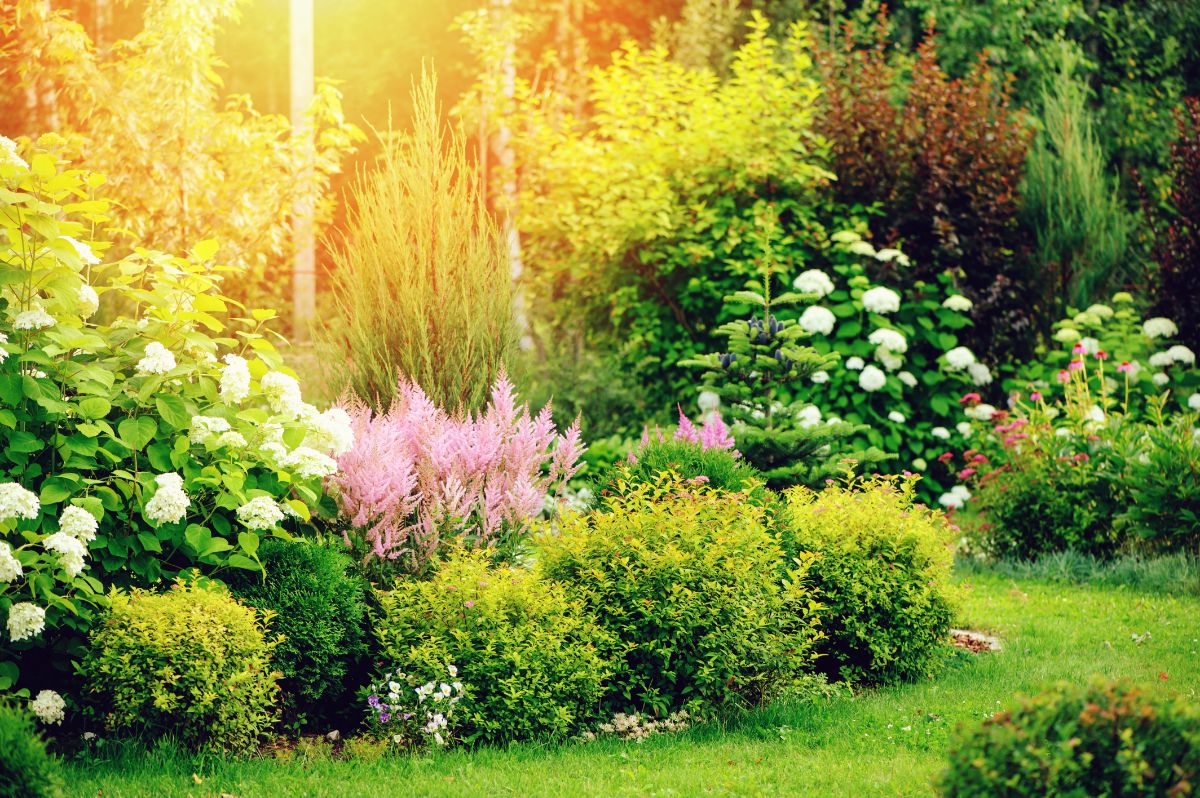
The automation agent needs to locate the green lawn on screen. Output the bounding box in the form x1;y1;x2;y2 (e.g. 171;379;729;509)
65;571;1200;797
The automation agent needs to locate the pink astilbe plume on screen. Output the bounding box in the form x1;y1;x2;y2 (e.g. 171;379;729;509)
329;373;587;573
674;407;739;455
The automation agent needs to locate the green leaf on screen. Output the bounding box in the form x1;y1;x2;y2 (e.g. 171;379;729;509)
118;416;157;450
226;554;262;571
137;532;163;553
77;397;111;420
39;477;78;505
237;531;259;557
192;239;220;262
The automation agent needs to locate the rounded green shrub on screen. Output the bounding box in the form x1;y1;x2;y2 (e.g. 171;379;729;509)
597;440;766;502
539;473;823;718
227;539;371;730
0;704;60;798
79;581;280;754
939;680;1200;797
780;473;956;685
373;550;610;744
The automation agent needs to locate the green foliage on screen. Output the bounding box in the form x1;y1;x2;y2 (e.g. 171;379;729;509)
1114;415;1200;553
80;581;279;754
226;540;371;731
373;551;610;745
939;680;1200;797
1022;46;1133;310
539;473;823;717
320;68;514;412
780;473;956;685
597;439;764;501
1151;98;1200;352
0;703;60;798
0;138;344;694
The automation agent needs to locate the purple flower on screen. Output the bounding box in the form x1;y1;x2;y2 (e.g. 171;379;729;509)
367;695;382;709
464;600;476;609
380;712;391;723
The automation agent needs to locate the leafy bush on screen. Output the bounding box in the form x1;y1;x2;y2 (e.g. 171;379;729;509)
780;473;956;685
330;374;585;576
599;437;762;501
1151;98;1200;352
79;581;280;754
226;540;371;730
320;68;514;412
1117;415;1200;551
939;680;1200;797
539;474;823;717
372;551;610;744
0;703;60;798
0;136;347;693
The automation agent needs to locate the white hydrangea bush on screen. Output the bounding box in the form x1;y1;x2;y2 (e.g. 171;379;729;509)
0;136;350;694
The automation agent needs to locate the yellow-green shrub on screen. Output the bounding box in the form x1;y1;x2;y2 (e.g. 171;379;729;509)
780;474;956;684
79;581;280;754
539;474;823;717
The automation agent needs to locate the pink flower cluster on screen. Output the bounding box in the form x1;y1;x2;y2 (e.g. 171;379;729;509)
632;407;739;462
330;375;585;569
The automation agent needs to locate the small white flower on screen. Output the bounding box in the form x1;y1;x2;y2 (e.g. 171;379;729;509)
798;306;837;336
77;283;100;318
0;331;7;364
887;411;906;424
697;391;720;412
956;421;973;438
42;532;87;578
0;541;22;583
58;505;98;544
1079;337;1101;356
793;270;835;298
30;690;65;725
938;492;964;510
868;328;907;354
810;370;829;384
13;306;56;331
967;362;993;387
861;286;901;314
62;237;101;267
236;496;285;531
220;354;252;404
797;405;823;429
6;602;46;642
1168;345;1196;366
144;472;190;525
858;365;886;392
912;458;927;471
447;664;458;678
942;294;973;312
966;404;996;421
1153;372;1170;387
1189;393;1200;411
944;346;977;371
0;135;28;170
189;415;232;445
898;371;918;388
845;356;865;371
136;342;176;375
0;483;40;522
1143;318;1178;339
931;426;951;440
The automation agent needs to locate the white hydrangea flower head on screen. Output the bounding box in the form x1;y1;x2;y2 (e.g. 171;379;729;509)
13;305;56;331
967;362;993;387
189;415;232;445
1086;405;1106;424
144;472;190;525
898;371;918;388
1149;351;1173;369
944;346;977;371
286;446;338;479
942;294;973;312
0;136;29;169
30;690;66;726
136;342;176;375
797;405;823;429
77;283;100;319
858;365;886;392
697;390;720;413
956;421;973;438
931;426;951;440
1153;372;1170;387
861;286;901;314
0;483;40;522
305;407;355;456
793;270;835;298
876;347;904;372
810;370;829;384
261;372;304;416
1112;291;1134;304
1079;337;1101;356
912;457;927;471
59;505;98;543
888;411;906;424
42;532;87;578
868;328;907;354
845;356;865;371
1053;327;1082;343
7;602;46;642
1085;304;1113;320
848;240;876;257
938;492;965;510
62;237;101;267
1143;318;1178;339
1189;393;1200;411
220;354;252;404
214;430;247;449
0;331;7;364
236;496;285;531
874;247;910;266
1168;345;1196;366
966;404;997;421
798;306;837;336
0;541;22;583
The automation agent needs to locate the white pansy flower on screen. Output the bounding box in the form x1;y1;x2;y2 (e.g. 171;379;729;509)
931;426;951;440
0;135;28;170
220;354;252;404
810;370;829;384
1153;372;1170;387
0;541;22;583
0;483;40;522
861;286;901;314
798;306;836;336
898;371;918;388
58;505;98;544
7;602;46;641
942;294;973;312
944;346;976;371
30;690;65;726
1168;345;1196;366
868;328;907;354
793;270;835;298
13;306;56;331
845;356;865;371
144;472;190;525
136;342;176;375
967;362;993;387
77;283;100;318
62;237;101;266
859;365;886;392
236;496;285;531
42;532;87;578
1143;318;1178;339
887;411;906;424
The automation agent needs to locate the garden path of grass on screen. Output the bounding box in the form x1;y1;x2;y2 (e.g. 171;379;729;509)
68;571;1200;797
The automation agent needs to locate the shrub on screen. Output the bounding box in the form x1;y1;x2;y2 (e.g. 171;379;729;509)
372;551;610;744
939;680;1200;797
0;136;347;694
330;374;585;576
600;438;762;500
1117;415;1200;552
226;540;371;730
320;68;514;412
539;474;823;717
1151;97;1200;352
780;473;956;685
0;703;60;798
79;581;280;754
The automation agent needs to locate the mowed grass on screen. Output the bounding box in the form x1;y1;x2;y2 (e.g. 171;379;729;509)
65;571;1200;798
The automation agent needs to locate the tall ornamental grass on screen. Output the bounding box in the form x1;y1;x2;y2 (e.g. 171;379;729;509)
321;68;514;412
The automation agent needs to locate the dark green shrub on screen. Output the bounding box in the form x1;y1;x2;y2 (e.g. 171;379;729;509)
780;474;956;685
373;550;610;744
227;540;371;730
539;473;823;718
597;439;765;501
939;680;1200;797
1117;417;1200;553
79;581;280;754
0;704;60;798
